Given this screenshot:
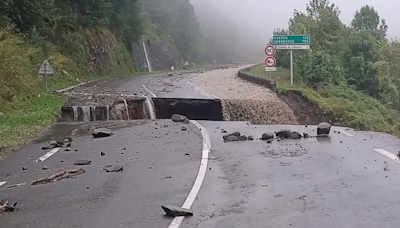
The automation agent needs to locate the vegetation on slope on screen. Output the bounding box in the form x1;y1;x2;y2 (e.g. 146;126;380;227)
250;0;400;135
0;0;202;156
250;66;400;136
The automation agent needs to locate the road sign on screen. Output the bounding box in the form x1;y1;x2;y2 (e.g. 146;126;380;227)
265;57;276;67
273;35;310;45
38;60;54;92
265;67;277;72
265;45;276;56
275;45;310;50
38;60;54;77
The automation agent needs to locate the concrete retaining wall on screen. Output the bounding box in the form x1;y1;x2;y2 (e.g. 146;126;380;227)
238;64;277;92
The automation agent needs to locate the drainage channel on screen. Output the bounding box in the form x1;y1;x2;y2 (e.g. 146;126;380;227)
60;97;224;122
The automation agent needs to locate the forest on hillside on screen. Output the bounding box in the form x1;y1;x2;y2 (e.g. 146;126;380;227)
0;0;202;109
273;0;400;112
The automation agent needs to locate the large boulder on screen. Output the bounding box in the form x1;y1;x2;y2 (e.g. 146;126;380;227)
171;114;189;124
317;122;331;135
223;131;241;140
290;131;302;139
261;132;274;141
275;130;291;139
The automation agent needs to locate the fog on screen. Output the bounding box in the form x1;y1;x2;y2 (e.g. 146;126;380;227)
190;0;400;63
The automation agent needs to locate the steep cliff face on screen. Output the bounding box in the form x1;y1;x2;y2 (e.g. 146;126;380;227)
131;42;180;72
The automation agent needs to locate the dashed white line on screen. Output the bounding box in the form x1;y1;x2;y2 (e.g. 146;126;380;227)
0;181;6;187
373;149;400;163
35;148;62;162
145;86;211;228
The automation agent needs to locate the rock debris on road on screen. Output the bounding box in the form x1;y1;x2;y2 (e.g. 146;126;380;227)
192;66;298;125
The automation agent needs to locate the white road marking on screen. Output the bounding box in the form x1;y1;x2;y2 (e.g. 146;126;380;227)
0;181;6;187
145;96;156;120
142;84;157;97
373;149;400;163
146;86;211;228
35;148;62;162
340;130;354;137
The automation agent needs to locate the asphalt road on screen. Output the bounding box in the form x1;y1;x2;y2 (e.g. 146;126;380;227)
2;66;400;227
0;120;203;228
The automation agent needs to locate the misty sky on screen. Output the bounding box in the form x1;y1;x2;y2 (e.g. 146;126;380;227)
190;0;400;39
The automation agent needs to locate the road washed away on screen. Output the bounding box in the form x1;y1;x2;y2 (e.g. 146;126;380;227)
191;67;298;125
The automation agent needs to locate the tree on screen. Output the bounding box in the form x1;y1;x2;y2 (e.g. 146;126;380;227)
351;5;387;41
344;30;383;97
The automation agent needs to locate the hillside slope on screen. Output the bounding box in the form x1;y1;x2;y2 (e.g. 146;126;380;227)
0;0;201;156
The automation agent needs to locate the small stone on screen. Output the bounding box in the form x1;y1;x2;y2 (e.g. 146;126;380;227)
171;114;189;123
75;149;79;152
238;135;247;141
266;138;273;144
0;145;5;152
303;132;310;138
42;165;49;170
161;205;193;217
65;147;71;151
317;122;331;135
340;141;343;143
261;132;274;141
223;131;241;140
103;165;123;173
290;131;302;139
91;128;114;138
101;151;106;156
22;166;28;171
221;130;227;133
275;130;291;139
181;126;188;131
247;135;254;140
225;135;239;142
122;146;127;150
74;160;92;166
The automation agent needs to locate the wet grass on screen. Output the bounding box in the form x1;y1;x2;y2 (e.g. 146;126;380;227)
249;65;400;136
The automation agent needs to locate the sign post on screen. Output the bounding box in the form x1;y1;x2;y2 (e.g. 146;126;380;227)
273;34;310;87
38;60;54;91
264;45;277;79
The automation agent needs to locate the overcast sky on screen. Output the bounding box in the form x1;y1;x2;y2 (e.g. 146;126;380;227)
190;0;400;39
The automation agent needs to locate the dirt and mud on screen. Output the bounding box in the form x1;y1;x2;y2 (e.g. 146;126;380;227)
191;67;298;125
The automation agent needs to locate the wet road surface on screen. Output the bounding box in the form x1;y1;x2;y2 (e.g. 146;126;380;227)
2;66;400;227
181;121;400;228
0;120;202;228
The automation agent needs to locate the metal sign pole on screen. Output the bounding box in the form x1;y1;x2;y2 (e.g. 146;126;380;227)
290;50;293;87
44;61;48;91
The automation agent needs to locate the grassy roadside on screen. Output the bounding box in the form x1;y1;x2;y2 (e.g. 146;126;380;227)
249;65;400;136
0;71;160;159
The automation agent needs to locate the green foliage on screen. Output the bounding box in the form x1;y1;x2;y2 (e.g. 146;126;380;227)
297;50;345;87
250;65;400;136
351;5;387;41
